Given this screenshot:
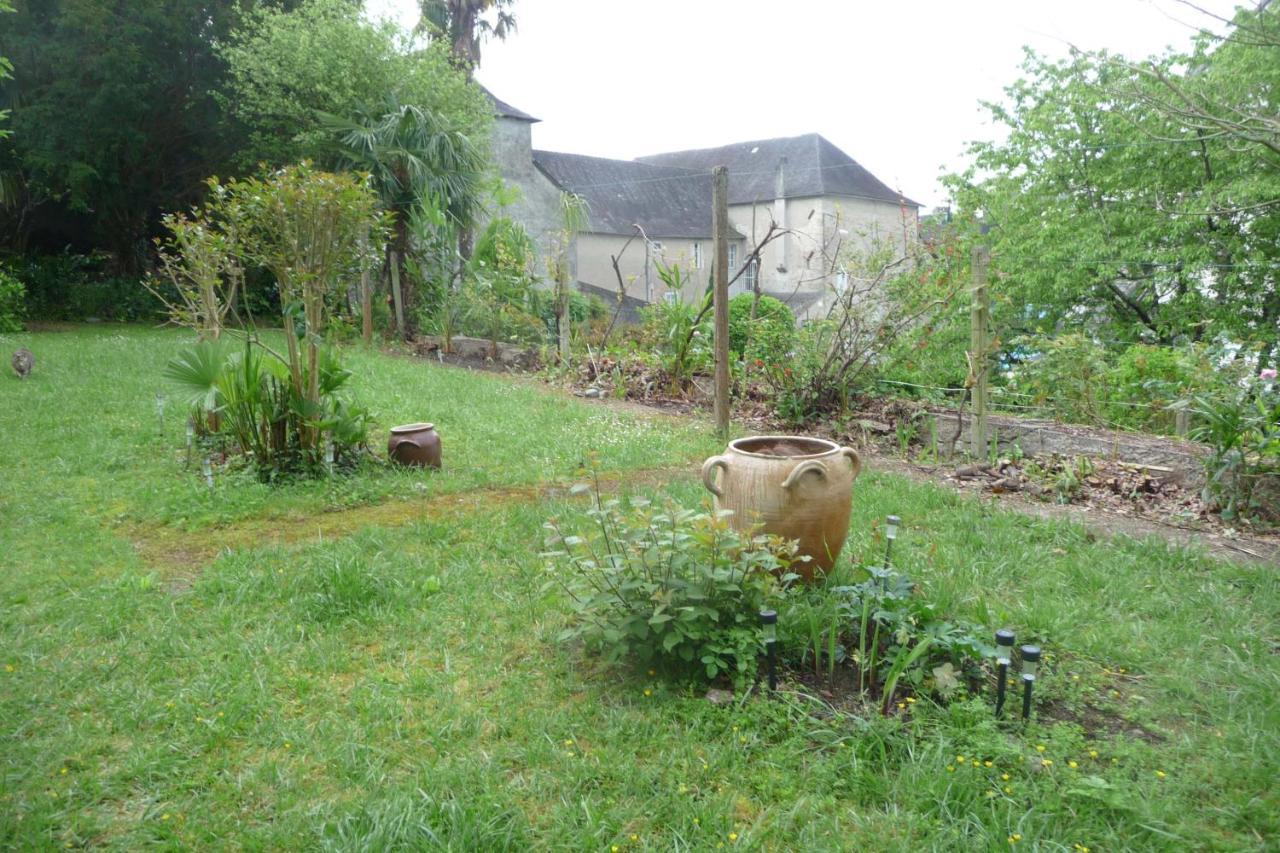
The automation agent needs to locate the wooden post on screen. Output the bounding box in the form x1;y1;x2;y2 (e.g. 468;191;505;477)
968;245;991;457
389;250;406;340
360;232;373;345
713;166;730;439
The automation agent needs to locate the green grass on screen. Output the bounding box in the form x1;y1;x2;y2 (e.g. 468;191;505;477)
1;326;1277;850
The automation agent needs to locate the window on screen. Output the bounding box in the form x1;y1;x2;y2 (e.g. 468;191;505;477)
744;258;759;292
727;243;738;276
835;265;849;294
692;242;702;269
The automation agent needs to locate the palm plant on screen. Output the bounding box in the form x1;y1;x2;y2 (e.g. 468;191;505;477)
325;98;486;337
417;0;516;70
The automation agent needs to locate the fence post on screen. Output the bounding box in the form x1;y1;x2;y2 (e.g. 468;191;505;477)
968;245;991;457
713;166;731;440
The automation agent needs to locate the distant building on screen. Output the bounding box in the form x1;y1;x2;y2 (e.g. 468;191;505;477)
483;88;919;321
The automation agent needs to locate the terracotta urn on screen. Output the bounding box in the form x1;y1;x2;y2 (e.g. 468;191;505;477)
388;423;442;469
701;436;861;581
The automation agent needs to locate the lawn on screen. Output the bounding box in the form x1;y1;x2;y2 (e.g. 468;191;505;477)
1;326;1277;850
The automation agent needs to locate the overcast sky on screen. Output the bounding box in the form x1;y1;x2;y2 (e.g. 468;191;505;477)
364;0;1239;208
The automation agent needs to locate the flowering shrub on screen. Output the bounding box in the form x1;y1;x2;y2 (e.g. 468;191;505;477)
542;481;801;687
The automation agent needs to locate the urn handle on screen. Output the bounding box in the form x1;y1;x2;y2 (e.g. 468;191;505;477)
840;446;863;480
701;455;729;498
781;459;828;489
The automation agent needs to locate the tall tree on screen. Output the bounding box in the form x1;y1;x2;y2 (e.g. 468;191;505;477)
220;0;490;169
0;0;297;267
945;4;1279;356
416;0;516;71
325;97;487;335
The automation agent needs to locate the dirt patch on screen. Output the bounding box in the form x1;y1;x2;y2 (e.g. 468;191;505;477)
126;465;693;581
1040;698;1165;743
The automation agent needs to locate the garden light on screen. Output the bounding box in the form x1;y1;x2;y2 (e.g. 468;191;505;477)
995;629;1015;718
760;609;778;692
155;392;167;435
884;515;900;568
1020;645;1041;720
185;419;195;468
202;456;214;490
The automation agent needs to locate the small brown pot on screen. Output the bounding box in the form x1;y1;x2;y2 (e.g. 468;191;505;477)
701;435;861;581
388;423;442;469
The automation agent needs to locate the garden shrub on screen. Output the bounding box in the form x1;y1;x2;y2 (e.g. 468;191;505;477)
1185;367;1279;523
1100;344;1208;433
12;252;161;321
543;483;802;688
0;266;25;331
728;292;794;364
1006;333;1110;425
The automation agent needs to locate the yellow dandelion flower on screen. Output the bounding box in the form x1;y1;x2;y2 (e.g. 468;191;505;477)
60;768;67;775
630;834;639;841
648;669;656;676
1035;745;1046;753
1042;759;1053;766
728;832;738;841
564;739;573;746
739;736;747;744
897;702;905;710
1089;750;1098;758
1008;833;1022;843
284;742;291;749
643;689;652;697
612;847;620;852
161;814;170;822
957;755;966;763
1156;770;1166;779
4;664;14;673
693;818;700;825
984;760;993;767
732;726;739;732
947;766;955;772
1004;786;1013;794
1002;773;1010;781
986;790;996;798
906;696;916;703
1068;760;1078;769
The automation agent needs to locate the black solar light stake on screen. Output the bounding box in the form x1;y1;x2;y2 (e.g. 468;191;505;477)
995;629;1016;717
760;609;778;692
883;515;900;568
1020;645;1041;721
185;419;195;469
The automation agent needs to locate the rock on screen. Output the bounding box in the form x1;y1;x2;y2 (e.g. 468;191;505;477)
705;688;734;705
574;387;604;399
856;418;892;435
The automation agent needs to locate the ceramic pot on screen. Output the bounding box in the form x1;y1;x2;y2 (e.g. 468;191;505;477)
701;435;861;581
388;423;442;469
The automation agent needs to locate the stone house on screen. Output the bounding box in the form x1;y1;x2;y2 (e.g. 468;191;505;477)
484;89;919;321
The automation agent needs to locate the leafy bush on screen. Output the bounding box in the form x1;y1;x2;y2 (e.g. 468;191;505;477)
782;562;990;711
728;293;794;364
11;252;161;321
637;264;712;395
1101;344;1208;433
543;484;801;688
1185;368;1279;523
1006;333;1110;424
0;266;25;332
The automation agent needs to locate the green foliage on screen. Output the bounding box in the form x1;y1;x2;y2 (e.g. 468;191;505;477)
221;0;490;169
947;7;1280;355
1007;333;1111;425
5;252;158;321
728;293;793;365
543;484;800;688
165;339;371;480
0;0;270;264
0;265;24;331
0;0;13;137
782;562;990;710
638;263;712;394
1185;370;1280;523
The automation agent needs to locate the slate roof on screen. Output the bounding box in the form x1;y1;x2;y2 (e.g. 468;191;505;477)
637;134;919;208
479;84;539;123
533;150;729;239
